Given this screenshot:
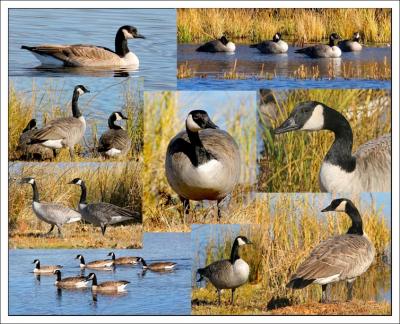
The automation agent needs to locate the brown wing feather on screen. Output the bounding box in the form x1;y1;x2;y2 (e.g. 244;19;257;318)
98;129;131;151
32;117;82;141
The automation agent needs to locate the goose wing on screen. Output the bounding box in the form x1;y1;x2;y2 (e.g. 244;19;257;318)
31;117;83;141
35;202;82;224
85;203;141;224
196;40;225;52
98;129;131;151
61;275;87;283
98;280;130;288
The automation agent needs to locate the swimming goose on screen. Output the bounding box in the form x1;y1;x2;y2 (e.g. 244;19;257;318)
97;111;131;158
20;177;82;237
250;32;288;54
32;259;62;274
338;32;362;52
69;178;141;235
287;198;375;303
107;252;139;265
295;33;342;58
53;270;89;289
137;257;177;272
274;101;391;192
197;236;252;305
196;36;236;53
28;85;89;159
22;25;145;67
75;254;114;269
17;119;55;160
165;110;240;220
86;273;130;292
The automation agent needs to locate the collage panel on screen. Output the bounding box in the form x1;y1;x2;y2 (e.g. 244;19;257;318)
191;193;391;315
143;91;257;231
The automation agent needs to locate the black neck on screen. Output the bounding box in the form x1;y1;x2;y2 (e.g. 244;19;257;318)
91;274;97;286
346;203;364;235
230;240;241;264
72;92;82;118
35;262;40;269
79;183;87;204
323;106;356;172
186;127;215;167
110;254;115;261
55;271;61;281
31;182;40;202
109;118;123;130
329;38;336;47
80;256;85;265
141;259;147;267
115;31;129;57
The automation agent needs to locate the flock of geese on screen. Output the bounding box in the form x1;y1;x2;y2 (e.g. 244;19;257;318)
17;85;132;161
197;32;363;58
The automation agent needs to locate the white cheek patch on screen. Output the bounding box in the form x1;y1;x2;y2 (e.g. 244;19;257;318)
115;113;123;121
77;88;84;95
186;114;202;132
334;200;347;212
29;179;35;184
301;104;324;131
122;29;134;39
275;33;280;40
237;237;246;246
76;179;82;185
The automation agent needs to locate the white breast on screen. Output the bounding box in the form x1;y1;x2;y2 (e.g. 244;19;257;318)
278;40;288;52
41;139;64;149
193;159;225;188
105;148;122;156
331;46;342;58
225;42;236;52
319;161;357;192
121;52;139;66
233;259;250;283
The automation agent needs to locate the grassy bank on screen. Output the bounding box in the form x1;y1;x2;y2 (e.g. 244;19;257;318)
257;89;391;192
8;79;143;162
9;162;142;248
178;9;391;44
143;92;256;232
192;194;391;315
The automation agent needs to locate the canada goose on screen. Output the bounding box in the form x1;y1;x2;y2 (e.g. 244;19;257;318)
196;36;236;53
250;32;288;54
22;25;145;67
17;119;55;160
338;32;362;52
107;252;139;265
287;198;375;303
53;269;88;288
197;236;252;305
165;110;240;220
274;101;391;192
69;178;141;235
295;33;342;58
75;254;114;269
136;257;177;272
20;177;82;237
32;259;62;274
28;85;89;159
97;111;131;158
86;273;130;292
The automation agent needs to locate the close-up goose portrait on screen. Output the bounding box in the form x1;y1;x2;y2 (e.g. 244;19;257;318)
250;32;288;54
165;110;240;221
295;33;342;58
196;36;236;53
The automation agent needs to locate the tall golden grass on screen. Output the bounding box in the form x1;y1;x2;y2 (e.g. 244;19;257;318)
9;162;142;248
143;91;256;232
257;89;391;192
192;193;391;315
178;9;392;44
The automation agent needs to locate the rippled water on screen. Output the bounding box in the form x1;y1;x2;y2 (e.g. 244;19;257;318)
9;9;176;90
9;233;191;315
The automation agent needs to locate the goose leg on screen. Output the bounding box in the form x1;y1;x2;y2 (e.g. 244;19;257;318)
217;289;221;306
52;149;58;159
321;284;330;303
56;225;63;238
44;225;55;236
101;225;107;236
231;288;236;305
69;147;75;160
180;196;190;223
346;280;354;301
217;199;223;221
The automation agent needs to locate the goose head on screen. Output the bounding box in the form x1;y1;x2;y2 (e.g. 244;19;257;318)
53;269;61;275
86;273;96;281
20;177;36;185
119;25;145;39
353;32;361;42
68;178;84;186
219;36;229;45
109;111;128;129
273;32;282;42
107;252;116;258
75;254;84;261
186;110;218;133
328;33;341;46
23;119;37;133
235;236;252;246
74;85;90;97
321;198;353;213
32;259;40;265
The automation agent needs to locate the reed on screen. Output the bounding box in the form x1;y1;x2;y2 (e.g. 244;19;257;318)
178;9;392;44
257;89;391;192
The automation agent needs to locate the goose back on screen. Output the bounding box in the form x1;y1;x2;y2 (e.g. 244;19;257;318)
200;259;249;289
32;201;81;225
252;40;288;54
17;121;54;160
98;129;131;156
80;202;140;226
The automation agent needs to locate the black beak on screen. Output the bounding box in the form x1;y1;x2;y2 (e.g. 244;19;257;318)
135;34;145;39
321;205;333;212
205;119;218;129
122;114;128;120
274;117;299;134
246;240;253;245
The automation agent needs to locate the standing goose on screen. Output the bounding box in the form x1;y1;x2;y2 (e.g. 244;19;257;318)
75;254;114;269
97;111;131;158
17;119;55;160
86;273;130;292
108;252;139;265
28;85;89;159
22;25;145;67
274;101;391;192
250;32;288;54
295;33;342;58
197;236;252;305
69;178;141;235
32;259;62;274
196;36;236;53
20;177;82;237
137;257;177;272
338;32;362;52
287;198;375;303
53;270;89;289
165;110;240;220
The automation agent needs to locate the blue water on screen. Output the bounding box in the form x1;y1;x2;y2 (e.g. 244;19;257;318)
9;233;191;315
9;9;177;90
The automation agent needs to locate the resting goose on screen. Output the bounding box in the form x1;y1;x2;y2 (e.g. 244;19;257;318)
287;198;375;303
137;257;177;272
75;254;114;269
20;177;82;237
22;25;145;67
86;273;130;292
197;236;252;305
32;259;62;274
196;36;236;53
28;85;89;159
295;33;342;58
274;101;391;192
69;178;141;235
165;110;240;220
250;32;288;54
338;32;362;52
53;270;89;289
